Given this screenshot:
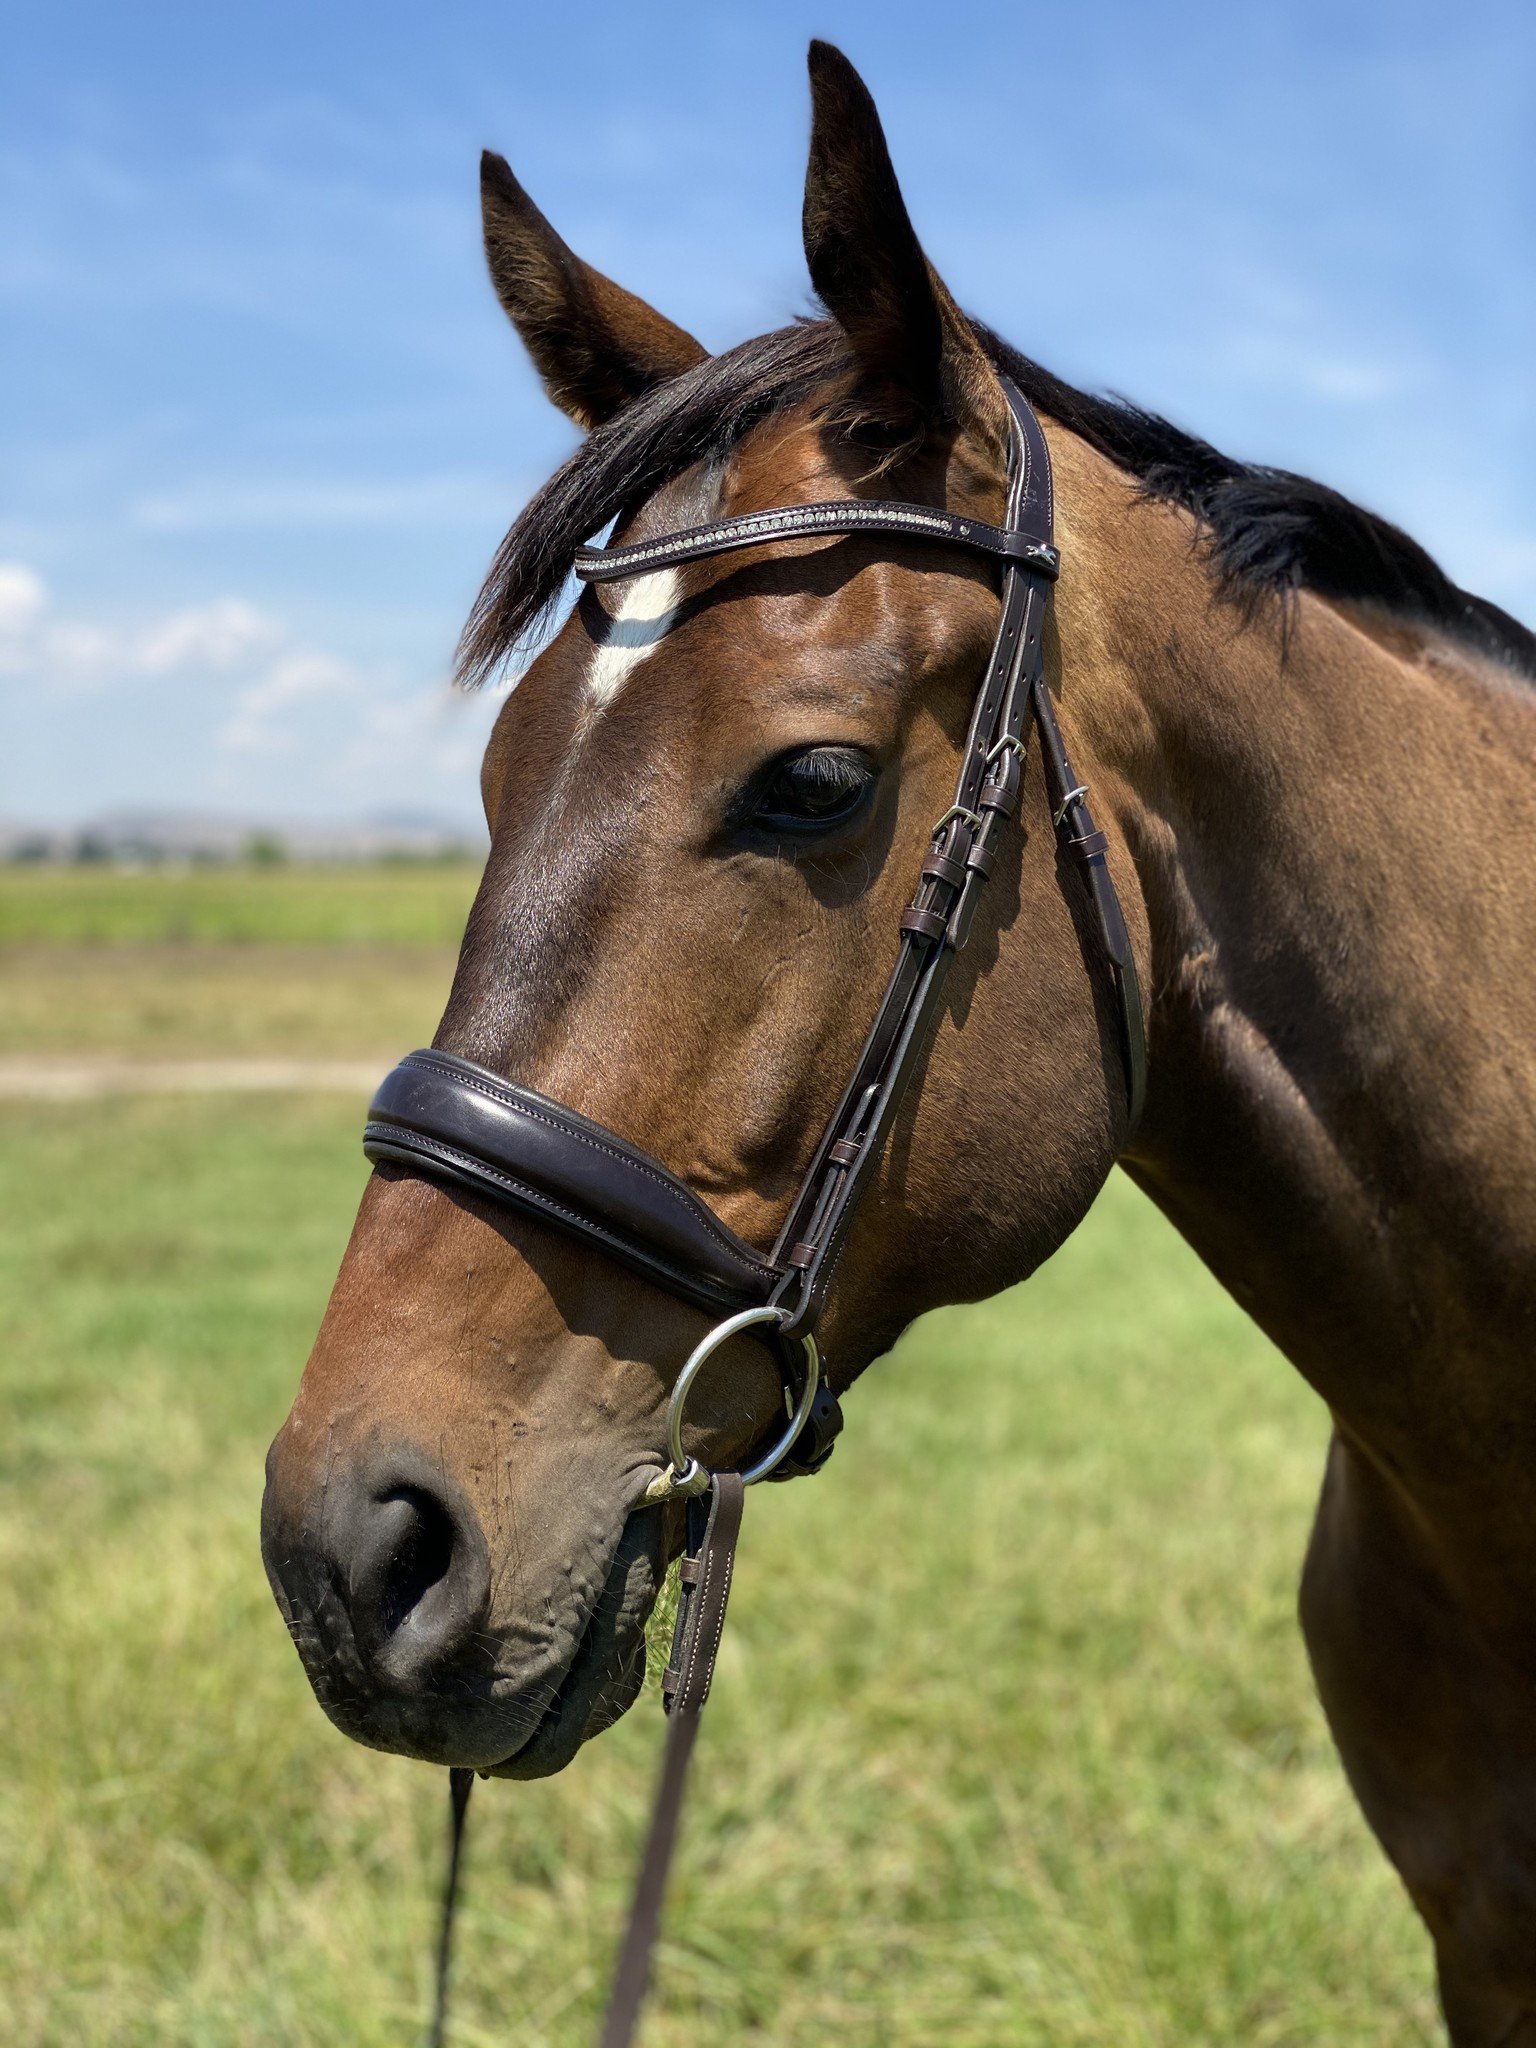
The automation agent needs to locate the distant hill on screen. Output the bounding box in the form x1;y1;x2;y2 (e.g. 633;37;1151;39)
0;808;488;864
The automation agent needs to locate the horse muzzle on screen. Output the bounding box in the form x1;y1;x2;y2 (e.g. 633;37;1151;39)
260;1427;663;1773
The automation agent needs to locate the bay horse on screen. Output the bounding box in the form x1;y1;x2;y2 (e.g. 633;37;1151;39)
261;43;1536;2042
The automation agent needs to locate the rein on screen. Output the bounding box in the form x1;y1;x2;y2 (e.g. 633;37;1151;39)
371;378;1148;2044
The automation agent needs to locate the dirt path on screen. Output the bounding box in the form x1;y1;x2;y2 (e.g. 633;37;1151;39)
0;1056;386;1100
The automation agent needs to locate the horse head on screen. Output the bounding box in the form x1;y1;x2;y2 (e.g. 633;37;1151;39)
261;44;1136;1777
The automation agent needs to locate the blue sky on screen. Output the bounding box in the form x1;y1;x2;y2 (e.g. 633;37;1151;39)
4;0;1532;828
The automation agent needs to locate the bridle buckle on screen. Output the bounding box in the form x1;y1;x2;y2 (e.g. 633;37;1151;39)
930;803;982;842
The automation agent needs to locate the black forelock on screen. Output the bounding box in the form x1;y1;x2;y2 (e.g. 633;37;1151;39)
456;316;1536;689
456;323;848;688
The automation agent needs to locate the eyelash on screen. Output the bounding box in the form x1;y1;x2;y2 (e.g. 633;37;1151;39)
737;746;877;835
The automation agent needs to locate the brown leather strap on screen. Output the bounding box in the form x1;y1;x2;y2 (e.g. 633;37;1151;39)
427;1480;745;2048
1030;678;1148;1128
370;381;1145;1460
766;378;1075;1334
598;1474;745;2048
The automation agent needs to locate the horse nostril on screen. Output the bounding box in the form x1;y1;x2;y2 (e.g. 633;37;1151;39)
324;1462;491;1686
377;1486;456;1638
261;1441;491;1697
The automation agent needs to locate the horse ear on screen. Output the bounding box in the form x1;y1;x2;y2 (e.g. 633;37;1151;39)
802;43;1002;441
480;151;708;430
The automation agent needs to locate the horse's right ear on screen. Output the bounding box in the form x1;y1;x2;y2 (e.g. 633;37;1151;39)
480;152;708;430
801;44;1002;445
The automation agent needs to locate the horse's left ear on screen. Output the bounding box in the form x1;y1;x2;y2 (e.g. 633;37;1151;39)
480;151;708;430
802;42;1003;444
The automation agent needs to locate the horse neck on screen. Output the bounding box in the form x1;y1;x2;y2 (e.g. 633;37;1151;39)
1056;433;1536;1447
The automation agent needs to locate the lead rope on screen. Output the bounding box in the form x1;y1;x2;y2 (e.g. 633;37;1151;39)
427;1475;745;2048
429;1766;475;2048
599;1474;744;2047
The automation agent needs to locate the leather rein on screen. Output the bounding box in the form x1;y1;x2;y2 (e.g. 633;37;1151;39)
366;377;1148;2046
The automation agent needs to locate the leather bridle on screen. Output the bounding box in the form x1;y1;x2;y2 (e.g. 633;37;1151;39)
368;377;1148;2046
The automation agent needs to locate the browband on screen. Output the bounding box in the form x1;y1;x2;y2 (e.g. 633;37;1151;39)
574;500;1060;584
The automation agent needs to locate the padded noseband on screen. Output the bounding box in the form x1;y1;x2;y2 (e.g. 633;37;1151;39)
365;1051;781;1318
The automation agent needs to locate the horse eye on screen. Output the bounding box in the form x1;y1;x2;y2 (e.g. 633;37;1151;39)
744;746;876;835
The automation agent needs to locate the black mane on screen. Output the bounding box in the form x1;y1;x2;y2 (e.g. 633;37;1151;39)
457;317;1536;687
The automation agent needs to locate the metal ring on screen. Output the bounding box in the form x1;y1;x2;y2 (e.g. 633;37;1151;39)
650;1305;822;1497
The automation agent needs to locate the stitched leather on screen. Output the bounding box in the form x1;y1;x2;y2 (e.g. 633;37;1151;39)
663;1473;744;1718
599;1475;745;2048
575;499;1060;583
761;377;1125;1330
364;1051;779;1315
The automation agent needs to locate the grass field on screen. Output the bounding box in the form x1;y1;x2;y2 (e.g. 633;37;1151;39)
0;865;479;1059
0;862;482;946
0;867;1441;2044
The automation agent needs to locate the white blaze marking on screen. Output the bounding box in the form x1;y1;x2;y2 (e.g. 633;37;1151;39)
584;567;682;708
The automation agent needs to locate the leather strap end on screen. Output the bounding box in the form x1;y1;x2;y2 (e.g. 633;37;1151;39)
661;1474;745;1719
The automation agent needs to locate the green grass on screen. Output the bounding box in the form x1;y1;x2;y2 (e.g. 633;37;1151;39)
0;1096;1440;2045
0;863;478;1058
0;942;461;1057
0;863;481;945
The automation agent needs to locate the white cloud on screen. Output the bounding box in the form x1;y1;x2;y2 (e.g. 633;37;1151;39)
137;598;277;673
0;562;47;634
0;561;506;817
0;557;376;761
218;649;362;755
38;621;120;684
0;570;287;693
336;683;494;788
0;569;119;687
